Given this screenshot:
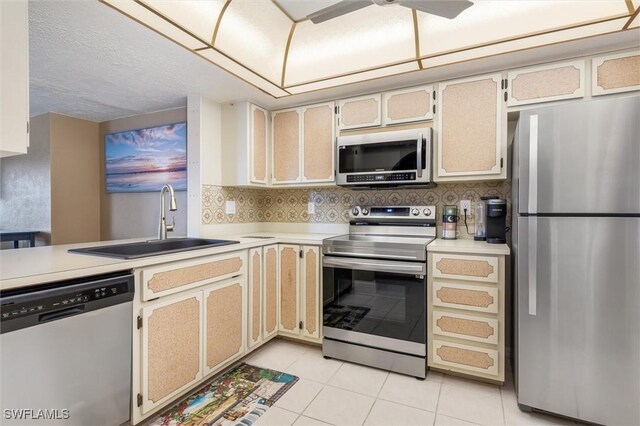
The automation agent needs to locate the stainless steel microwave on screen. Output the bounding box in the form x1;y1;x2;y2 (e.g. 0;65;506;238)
335;128;433;187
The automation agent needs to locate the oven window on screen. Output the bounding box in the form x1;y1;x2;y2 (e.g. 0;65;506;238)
338;140;426;173
323;267;426;344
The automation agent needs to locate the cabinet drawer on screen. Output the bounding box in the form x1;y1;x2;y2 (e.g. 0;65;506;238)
432;253;498;283
433;281;498;314
433;310;498;345
432;339;498;377
142;251;246;300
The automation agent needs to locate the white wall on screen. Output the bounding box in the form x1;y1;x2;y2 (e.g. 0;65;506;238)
100;107;188;240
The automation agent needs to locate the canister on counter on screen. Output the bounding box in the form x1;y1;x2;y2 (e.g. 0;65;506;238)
442;205;460;239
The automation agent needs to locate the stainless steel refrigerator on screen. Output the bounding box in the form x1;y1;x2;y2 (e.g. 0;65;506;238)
512;95;640;425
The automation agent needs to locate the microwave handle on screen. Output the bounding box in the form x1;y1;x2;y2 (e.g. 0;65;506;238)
416;132;423;178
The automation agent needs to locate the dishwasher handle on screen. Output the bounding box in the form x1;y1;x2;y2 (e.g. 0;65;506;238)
39;306;85;323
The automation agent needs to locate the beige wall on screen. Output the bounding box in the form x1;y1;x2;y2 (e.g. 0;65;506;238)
99;108;188;240
49;113;100;245
0;113;51;247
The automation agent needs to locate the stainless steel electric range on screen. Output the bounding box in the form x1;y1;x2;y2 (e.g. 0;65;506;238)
322;205;436;379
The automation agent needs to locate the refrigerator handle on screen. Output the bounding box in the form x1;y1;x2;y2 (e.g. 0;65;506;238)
528;217;537;316
528;115;538;214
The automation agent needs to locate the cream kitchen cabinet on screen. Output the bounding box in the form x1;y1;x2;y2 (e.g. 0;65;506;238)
139;290;203;415
133;251;248;424
248;247;263;349
427;249;506;383
248;246;280;349
435;73;507;182
507;60;586;107
592;50;640;96
271;102;335;185
382;85;434;125
203;277;246;376
0;0;29;157
337;94;382;130
278;244;321;342
263;244;279;340
221;102;270;186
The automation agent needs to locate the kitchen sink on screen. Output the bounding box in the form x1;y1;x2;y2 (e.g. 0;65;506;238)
242;236;275;239
68;238;240;259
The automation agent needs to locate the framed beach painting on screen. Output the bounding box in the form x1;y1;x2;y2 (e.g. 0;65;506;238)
105;122;187;193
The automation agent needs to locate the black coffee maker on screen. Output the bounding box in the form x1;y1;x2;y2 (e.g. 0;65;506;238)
486;198;507;244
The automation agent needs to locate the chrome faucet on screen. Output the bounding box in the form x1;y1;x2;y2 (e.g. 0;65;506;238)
158;184;177;240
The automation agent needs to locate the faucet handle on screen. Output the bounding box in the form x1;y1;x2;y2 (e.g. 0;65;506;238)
166;217;175;232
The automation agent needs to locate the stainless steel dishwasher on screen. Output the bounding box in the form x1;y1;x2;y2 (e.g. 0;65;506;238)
1;272;134;425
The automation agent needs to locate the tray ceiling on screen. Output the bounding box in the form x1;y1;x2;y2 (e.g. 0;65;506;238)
98;1;639;98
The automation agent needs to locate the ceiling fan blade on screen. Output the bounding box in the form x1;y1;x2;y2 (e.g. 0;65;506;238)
400;0;473;19
307;0;373;24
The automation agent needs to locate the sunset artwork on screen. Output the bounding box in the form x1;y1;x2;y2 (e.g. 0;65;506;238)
105;122;187;193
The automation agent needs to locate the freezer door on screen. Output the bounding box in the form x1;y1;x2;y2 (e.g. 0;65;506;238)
516;217;640;425
517;96;640;214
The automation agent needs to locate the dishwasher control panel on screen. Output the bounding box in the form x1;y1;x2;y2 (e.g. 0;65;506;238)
0;273;134;332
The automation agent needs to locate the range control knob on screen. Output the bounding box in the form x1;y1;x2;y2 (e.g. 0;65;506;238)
361;208;369;216
411;208;420;216
423;208;432;216
352;207;360;216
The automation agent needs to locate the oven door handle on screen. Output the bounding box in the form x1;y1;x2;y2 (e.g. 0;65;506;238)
323;256;426;275
323;249;422;261
416;132;423;178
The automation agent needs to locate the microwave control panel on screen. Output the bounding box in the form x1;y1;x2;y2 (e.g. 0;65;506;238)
346;172;416;183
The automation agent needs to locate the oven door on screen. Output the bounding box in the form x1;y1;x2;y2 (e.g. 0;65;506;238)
322;256;427;356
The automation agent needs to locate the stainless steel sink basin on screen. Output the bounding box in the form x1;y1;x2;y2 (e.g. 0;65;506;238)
68;238;240;259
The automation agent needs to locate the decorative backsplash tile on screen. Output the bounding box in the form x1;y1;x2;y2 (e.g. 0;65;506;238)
201;182;511;226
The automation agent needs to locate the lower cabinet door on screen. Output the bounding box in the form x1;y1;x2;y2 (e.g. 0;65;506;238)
278;244;300;334
248;248;263;349
301;246;320;340
140;291;203;414
203;277;246;376
263;244;279;339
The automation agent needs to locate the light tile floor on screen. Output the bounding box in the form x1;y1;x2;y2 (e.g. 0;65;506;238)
245;339;577;426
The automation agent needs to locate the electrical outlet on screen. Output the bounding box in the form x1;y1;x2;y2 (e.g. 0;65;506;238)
308;201;316;215
460;200;472;215
225;200;236;215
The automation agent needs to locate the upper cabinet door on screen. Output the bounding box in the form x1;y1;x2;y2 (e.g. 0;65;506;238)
272;108;301;184
507;60;585;107
382;85;434;125
337;94;382;130
0;0;29;157
301;102;335;183
592;50;640;96
436;74;506;181
250;104;268;185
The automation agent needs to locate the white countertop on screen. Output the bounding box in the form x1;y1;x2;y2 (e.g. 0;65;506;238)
0;232;342;291
427;238;511;256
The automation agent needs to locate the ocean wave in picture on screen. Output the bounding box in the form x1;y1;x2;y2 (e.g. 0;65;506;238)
105;122;187;193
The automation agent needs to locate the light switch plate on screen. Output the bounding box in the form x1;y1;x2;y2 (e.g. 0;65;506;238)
460;200;472;215
308;201;316;215
225;200;236;214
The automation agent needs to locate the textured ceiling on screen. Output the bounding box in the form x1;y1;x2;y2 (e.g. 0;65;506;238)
29;0;640;123
29;0;278;121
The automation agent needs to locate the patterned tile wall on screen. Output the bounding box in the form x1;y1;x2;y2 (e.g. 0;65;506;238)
202;182;511;226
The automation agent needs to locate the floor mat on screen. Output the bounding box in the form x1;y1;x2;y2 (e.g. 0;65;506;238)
150;363;298;426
